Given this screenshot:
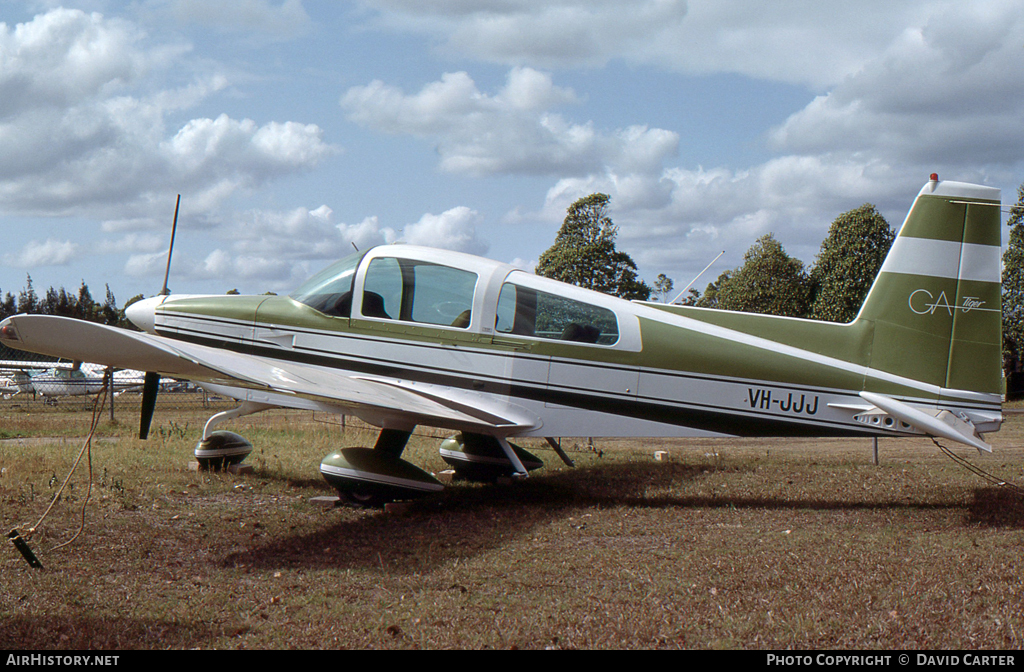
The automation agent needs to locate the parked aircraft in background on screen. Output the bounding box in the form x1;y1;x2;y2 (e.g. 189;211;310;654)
0;360;148;399
0;374;26;397
0;176;1003;506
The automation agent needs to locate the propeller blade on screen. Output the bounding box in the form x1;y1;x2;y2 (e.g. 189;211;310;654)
139;371;160;439
139;195;180;439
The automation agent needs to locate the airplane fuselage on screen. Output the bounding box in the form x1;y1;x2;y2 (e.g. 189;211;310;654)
135;236;1001;444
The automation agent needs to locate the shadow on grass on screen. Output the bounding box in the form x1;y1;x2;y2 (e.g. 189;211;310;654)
223;460;984;573
967;487;1024;528
222;461;700;573
0;614;225;649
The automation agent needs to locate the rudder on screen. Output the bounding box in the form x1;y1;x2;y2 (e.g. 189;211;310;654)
856;175;1002;398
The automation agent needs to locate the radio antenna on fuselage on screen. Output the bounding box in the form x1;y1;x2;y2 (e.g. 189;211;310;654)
671;250;724;304
160;194;181;296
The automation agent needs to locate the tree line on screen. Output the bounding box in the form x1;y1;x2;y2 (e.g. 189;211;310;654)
0;276;141;329
999;181;1024;390
538;193;896;324
685;203;894;323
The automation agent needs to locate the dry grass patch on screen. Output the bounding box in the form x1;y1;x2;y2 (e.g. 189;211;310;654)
2;405;1023;649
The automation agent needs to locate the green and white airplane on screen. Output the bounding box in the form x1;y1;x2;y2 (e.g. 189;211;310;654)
0;175;1003;505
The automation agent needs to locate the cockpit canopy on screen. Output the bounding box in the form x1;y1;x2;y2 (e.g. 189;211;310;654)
290;245;634;349
289;250;479;328
288;250;365;318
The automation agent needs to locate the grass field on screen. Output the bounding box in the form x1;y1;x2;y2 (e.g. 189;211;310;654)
1;400;1023;650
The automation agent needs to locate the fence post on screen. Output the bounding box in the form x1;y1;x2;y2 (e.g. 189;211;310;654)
105;366;115;422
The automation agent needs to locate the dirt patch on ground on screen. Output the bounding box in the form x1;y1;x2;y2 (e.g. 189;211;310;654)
0;436;118;447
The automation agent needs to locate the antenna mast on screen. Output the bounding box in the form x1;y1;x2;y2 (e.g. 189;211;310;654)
160;195;180;296
670;250;725;305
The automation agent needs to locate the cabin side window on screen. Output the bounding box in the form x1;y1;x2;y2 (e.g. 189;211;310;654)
362;258;478;329
495;282;619;345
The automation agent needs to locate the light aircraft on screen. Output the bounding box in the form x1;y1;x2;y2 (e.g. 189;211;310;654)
0;176;1004;506
0;360;149;399
0;375;25;397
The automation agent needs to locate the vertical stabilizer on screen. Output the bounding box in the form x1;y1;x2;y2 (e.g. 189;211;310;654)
857;176;1002;398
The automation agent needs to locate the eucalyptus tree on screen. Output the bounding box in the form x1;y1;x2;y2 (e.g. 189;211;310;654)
1001;182;1024;377
808;204;894;323
696;234;810;317
537;193;651;300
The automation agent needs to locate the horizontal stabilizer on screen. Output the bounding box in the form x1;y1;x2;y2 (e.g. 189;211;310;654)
859;391;991;453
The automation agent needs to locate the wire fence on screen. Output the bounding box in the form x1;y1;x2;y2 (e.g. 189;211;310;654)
0;343;236;419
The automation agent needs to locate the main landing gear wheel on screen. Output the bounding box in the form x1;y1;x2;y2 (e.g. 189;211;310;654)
439;433;544;482
320;448;443;508
319;430;441;508
340;487;389;508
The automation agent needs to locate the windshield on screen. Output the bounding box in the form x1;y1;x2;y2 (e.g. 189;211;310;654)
289;250;366;317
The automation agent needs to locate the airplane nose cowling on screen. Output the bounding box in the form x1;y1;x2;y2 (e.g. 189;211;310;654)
125;296;166;334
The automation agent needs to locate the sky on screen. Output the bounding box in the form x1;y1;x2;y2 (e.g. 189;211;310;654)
1;0;1023;306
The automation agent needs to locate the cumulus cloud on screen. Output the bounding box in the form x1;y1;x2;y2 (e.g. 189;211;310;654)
356;0;934;89
125;203;489;292
0;9;332;221
123;251;168;279
97;233;168;255
768;2;1024;166
4;239;81;267
228;205;364;262
161;115;331;185
124;204;355;289
126;246;296;287
341;67;678;177
0;8;150;115
0;7;339;296
400;207;488;255
361;0;689;70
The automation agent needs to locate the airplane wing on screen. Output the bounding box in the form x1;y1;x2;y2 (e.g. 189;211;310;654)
0;314;536;433
0;360;60;371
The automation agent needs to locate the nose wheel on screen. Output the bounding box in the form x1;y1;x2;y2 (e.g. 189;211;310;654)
194;430;253;470
194;401;271;470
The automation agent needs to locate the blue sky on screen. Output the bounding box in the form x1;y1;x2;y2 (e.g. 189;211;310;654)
2;0;1023;305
